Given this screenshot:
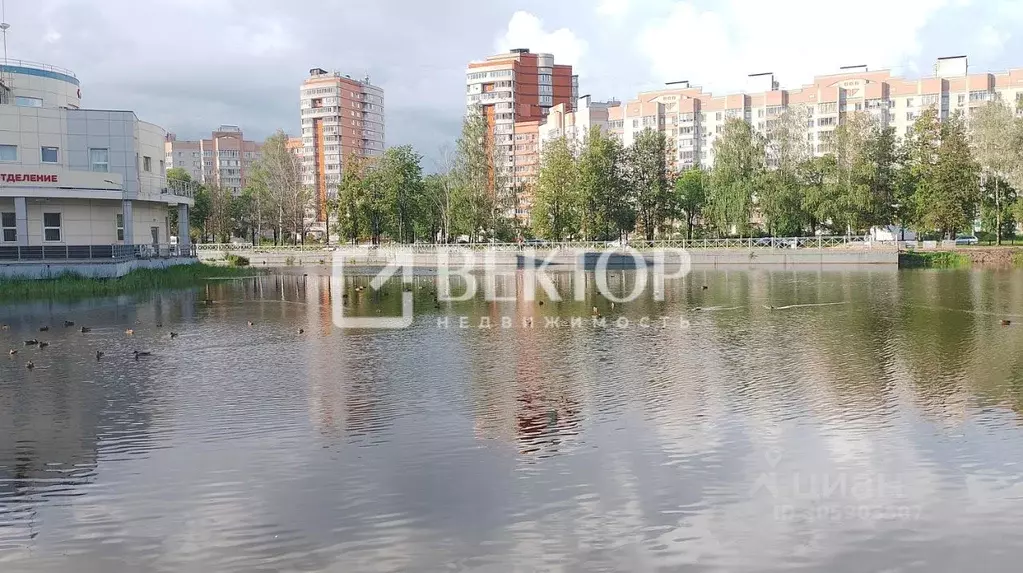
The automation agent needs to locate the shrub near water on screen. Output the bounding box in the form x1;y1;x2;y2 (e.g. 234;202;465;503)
225;254;250;267
899;251;971;268
0;263;260;301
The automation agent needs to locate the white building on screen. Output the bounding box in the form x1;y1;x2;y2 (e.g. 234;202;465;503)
0;59;195;267
538;95;618;151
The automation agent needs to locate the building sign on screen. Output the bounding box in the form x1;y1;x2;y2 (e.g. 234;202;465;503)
1;173;59;183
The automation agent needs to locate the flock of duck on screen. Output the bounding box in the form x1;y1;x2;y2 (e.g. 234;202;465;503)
4;312;307;371
3;320;167;370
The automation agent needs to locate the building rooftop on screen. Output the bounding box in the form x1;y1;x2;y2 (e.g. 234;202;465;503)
0;59;79;86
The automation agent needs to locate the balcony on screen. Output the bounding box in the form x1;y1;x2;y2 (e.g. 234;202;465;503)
165;178;198;199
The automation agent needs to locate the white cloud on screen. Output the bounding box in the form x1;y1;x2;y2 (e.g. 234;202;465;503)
977;25;1011;54
638;0;962;94
43;29;62;44
495;11;588;72
596;0;631;17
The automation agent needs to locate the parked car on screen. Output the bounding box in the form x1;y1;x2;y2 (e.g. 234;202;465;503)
955;234;979;246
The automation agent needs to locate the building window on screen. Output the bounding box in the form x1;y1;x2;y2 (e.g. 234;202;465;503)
42;212;61;242
0;144;17;161
143;156;152;172
14;96;42;107
40;147;59;163
116;214;124;241
90;148;109;172
1;212;15;242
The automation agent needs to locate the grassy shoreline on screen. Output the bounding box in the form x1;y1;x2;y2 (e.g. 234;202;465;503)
899;251;971;269
0;263;262;301
900;247;1023;269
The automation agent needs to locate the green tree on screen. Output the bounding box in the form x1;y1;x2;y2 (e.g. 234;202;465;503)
862;123;901;229
206;185;234;242
904;107;942;234
532;136;579;240
378;145;425;243
577;126;633;241
829;113;877;233
708;118;765;236
673;167;706;240
798;155;837;235
232;189;256;242
166;167;192;184
190;186;211;242
759;107;813;235
334;153;371;244
980;176;1018;241
419;174;449;243
248;130;305;244
915;113;980;238
628;128;670;240
970;101;1020;244
452;106;498;242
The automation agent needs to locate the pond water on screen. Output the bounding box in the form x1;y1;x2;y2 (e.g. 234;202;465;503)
1;268;1023;572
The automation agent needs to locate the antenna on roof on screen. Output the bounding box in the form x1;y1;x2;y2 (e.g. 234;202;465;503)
0;0;12;95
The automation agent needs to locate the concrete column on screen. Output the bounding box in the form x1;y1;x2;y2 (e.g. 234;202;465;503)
122;199;134;245
14;197;27;246
178;203;190;247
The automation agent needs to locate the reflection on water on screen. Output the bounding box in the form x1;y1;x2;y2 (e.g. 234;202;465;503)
2;268;1023;572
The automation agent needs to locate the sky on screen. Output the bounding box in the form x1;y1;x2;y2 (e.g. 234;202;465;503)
8;0;1023;168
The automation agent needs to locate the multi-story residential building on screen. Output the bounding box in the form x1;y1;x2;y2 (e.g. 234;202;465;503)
299;68;385;227
164;125;262;194
286;136;303;159
466;49;578;224
610;55;1023;171
538;95;619;149
0;58;195;275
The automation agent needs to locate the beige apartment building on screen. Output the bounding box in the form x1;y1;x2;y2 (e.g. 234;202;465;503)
164;125;262;194
466;49;578;223
536;55;1023;179
538;95;619;150
299;68;384;227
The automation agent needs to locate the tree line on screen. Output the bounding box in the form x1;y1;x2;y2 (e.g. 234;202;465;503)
532;100;1023;244
181;100;1023;245
172;130;313;244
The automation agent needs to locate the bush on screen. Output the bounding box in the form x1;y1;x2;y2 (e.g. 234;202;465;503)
285;256;296;266
899;251;970;268
225;254;250;267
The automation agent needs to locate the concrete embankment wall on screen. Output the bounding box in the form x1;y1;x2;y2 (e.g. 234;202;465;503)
0;257;199;279
200;248;898;268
